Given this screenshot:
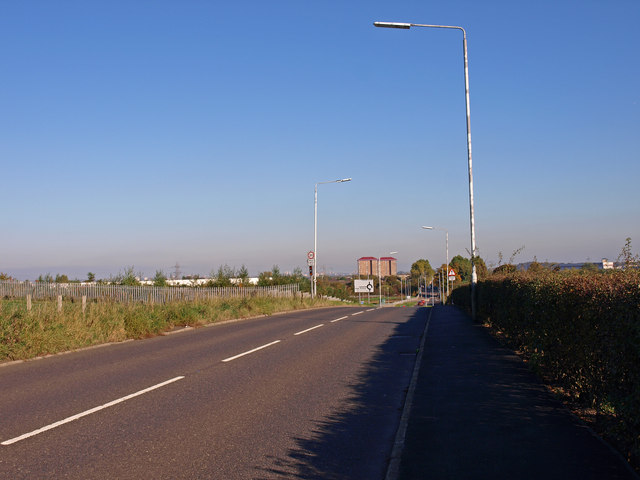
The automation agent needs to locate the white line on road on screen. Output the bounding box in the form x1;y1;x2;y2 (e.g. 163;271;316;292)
294;324;324;336
351;311;365;316
366;309;375;312
1;376;185;446
222;340;281;363
330;316;349;323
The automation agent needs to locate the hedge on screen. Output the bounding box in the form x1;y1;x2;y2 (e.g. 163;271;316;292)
451;270;640;468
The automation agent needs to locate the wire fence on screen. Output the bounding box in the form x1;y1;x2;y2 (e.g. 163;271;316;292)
0;281;300;305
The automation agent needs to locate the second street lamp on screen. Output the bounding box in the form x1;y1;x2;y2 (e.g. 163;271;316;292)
374;20;478;319
313;178;352;299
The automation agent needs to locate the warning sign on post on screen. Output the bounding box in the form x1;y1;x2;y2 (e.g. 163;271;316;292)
448;268;457;281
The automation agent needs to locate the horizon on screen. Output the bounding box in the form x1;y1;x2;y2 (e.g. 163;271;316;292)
2;254;625;283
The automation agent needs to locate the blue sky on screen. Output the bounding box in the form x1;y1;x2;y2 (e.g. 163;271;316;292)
1;1;638;280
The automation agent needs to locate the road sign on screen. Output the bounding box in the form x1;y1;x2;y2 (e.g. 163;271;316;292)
448;268;456;281
354;279;375;293
307;251;315;260
307;258;315;266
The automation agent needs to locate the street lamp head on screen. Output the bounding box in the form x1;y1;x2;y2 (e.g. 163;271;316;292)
374;21;411;29
339;178;352;183
422;226;434;230
389;251;398;255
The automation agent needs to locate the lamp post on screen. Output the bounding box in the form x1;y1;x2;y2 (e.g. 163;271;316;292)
313;178;352;298
378;251;398;307
422;226;449;300
374;21;477;319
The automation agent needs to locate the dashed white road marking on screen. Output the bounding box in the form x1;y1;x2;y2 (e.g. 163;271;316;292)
330;316;349;323
2;376;185;446
294;324;324;336
222;340;281;363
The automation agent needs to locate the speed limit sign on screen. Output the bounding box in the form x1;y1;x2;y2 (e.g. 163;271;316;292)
307;251;315;260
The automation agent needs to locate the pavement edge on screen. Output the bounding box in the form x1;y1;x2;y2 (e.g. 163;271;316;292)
385;306;434;480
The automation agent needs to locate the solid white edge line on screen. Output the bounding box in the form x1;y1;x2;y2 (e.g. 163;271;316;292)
221;340;281;363
330;316;349;323
351;311;365;316
294;324;324;336
384;308;433;480
366;308;376;312
1;376;185;446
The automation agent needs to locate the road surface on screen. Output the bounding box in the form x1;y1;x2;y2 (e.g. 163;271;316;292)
0;305;427;479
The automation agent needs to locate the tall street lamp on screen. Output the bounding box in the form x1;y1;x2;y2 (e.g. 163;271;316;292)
313;178;352;298
374;21;478;319
422;226;449;300
378;251;398;307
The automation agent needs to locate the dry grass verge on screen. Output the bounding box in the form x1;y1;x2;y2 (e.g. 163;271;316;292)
1;296;340;362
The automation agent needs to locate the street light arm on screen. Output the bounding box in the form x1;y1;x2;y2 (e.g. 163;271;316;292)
316;178;352;187
373;22;411;29
422;225;448;234
374;21;466;36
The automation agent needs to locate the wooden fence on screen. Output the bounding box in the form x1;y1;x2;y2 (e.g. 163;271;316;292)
0;281;300;305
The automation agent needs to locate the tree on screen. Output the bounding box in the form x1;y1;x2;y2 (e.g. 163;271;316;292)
55;274;69;283
257;270;273;286
0;272;15;281
237;264;250;286
153;270;168;287
271;265;281;281
580;262;598;273
37;273;54;283
210;265;234;287
474;256;488;279
383;275;401;297
617;237;639;270
113;266;140;286
450;255;471;282
410;259;434;286
87;272;96;283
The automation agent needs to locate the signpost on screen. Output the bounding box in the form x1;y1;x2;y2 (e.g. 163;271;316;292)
448;268;456;281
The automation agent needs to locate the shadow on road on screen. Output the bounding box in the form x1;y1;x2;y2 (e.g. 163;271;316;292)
257;307;429;480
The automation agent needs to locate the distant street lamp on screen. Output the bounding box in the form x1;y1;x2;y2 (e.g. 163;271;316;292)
313;178;352;298
378;251;398;307
422;226;449;300
374;21;478;318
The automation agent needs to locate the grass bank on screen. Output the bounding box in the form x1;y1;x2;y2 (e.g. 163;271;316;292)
0;296;342;363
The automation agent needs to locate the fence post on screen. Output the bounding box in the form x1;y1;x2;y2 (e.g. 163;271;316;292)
27;294;32;312
57;295;62;312
82;295;87;314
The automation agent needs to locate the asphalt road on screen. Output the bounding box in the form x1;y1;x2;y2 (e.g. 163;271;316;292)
0;305;428;479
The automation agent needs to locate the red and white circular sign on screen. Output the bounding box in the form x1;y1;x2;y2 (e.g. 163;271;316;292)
307;251;315;260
